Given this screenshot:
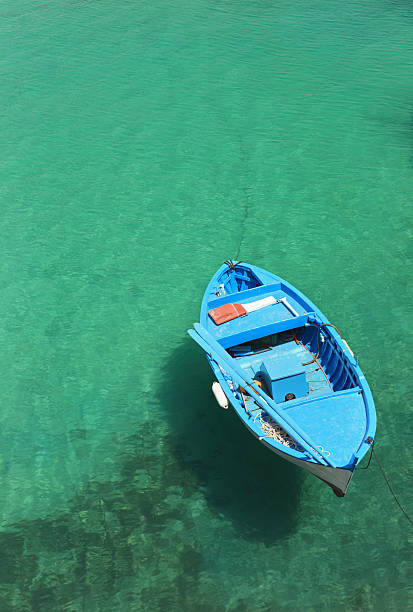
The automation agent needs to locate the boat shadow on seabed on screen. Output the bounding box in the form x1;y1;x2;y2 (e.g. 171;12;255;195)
160;339;305;543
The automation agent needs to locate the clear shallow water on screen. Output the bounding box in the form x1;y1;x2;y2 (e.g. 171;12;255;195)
1;0;413;609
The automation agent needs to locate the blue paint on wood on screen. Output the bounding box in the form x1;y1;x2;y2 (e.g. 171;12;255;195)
190;261;377;493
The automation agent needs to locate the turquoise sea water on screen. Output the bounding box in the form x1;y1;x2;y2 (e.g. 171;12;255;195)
1;0;413;609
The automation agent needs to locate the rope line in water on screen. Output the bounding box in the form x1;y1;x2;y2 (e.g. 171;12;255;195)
360;439;374;470
224;259;243;270
372;446;412;525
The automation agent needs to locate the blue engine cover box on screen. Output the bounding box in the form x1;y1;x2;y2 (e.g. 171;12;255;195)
260;354;309;403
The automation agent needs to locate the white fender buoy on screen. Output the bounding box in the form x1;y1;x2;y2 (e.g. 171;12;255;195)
212;381;229;409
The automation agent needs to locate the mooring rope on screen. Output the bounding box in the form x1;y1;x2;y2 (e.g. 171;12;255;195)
370;445;412;525
224;259;243;270
359;439;374;470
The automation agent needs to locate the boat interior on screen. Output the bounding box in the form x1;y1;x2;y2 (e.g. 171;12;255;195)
203;263;368;466
228;325;358;408
211;264;360;406
226;325;366;466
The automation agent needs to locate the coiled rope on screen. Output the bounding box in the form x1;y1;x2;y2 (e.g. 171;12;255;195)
258;412;301;450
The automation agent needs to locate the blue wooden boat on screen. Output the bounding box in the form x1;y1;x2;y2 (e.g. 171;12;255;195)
188;260;376;496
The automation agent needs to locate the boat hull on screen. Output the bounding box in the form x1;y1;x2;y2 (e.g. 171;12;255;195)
248;423;353;496
191;260;376;497
212;362;355;496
